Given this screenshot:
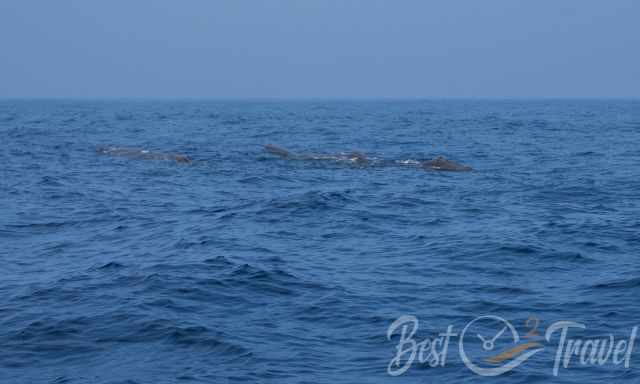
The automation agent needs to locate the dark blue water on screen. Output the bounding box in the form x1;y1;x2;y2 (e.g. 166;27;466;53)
2;100;639;383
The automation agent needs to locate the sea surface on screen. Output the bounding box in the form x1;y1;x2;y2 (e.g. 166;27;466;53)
1;100;639;383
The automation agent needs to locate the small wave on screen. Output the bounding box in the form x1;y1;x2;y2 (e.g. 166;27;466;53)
7;221;69;229
114;113;134;121
296;292;348;321
540;251;595;263
0;114;17;122
574;151;602;157
264;190;356;213
530;119;550;128
89;261;126;271
38;175;64;187
203;255;235;267
220;117;248;125
96;319;250;355
505;120;525;128
498;244;542;255
591;277;640;290
469;285;535;295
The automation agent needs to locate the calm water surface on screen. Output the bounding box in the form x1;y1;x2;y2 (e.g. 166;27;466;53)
1;100;639;383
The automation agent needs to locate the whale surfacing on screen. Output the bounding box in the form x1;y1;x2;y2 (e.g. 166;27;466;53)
264;144;369;164
97;147;192;164
422;156;472;172
264;144;292;158
264;144;471;172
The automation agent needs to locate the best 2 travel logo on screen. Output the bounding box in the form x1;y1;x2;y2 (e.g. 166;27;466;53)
387;315;637;377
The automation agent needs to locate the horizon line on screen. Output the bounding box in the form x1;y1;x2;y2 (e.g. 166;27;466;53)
1;96;639;102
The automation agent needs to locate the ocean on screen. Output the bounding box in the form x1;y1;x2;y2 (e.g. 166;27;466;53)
1;99;639;383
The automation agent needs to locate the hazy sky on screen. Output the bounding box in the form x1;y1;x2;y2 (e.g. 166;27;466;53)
1;0;638;98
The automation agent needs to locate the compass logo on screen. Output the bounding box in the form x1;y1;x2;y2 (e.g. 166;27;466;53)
458;315;544;376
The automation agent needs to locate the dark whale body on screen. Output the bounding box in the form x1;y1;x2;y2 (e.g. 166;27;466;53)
265;144;292;158
421;156;472;172
264;144;471;172
265;144;369;165
97;147;192;164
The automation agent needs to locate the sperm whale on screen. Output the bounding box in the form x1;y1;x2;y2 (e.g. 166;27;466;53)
265;144;369;165
97;147;192;164
421;156;472;172
264;144;472;172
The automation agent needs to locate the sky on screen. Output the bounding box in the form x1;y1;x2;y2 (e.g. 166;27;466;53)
0;0;638;98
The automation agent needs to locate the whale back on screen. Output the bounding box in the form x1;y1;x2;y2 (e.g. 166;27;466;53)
422;156;472;172
347;151;368;164
97;146;191;164
264;144;292;158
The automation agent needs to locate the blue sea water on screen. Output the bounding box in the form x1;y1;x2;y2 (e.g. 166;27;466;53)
1;99;639;383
